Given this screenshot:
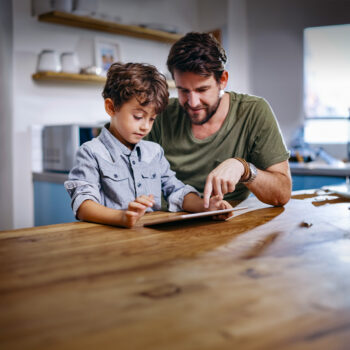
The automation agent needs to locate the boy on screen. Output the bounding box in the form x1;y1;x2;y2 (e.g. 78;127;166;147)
65;62;233;228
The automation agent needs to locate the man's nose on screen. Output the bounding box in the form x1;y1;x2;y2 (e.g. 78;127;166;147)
187;92;200;108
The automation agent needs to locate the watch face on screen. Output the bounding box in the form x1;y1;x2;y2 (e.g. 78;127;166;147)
245;163;257;183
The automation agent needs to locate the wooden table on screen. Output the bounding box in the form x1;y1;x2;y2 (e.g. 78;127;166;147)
1;190;350;350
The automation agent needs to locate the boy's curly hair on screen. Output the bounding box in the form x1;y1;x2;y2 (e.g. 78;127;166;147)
102;62;169;114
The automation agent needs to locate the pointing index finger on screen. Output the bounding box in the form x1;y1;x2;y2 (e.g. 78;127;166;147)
203;177;213;208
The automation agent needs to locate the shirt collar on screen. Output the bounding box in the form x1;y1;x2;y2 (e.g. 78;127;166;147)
98;123;142;161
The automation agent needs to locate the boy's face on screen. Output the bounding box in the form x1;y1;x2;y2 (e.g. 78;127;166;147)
105;97;156;150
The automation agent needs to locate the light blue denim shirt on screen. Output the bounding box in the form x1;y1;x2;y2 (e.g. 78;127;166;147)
64;124;199;216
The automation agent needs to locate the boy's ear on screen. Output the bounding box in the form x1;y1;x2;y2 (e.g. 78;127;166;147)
104;98;116;117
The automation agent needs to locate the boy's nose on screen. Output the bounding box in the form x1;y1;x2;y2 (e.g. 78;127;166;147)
140;120;150;131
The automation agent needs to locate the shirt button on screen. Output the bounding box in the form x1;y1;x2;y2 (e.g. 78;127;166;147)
132;160;136;165
137;183;141;187
114;174;118;178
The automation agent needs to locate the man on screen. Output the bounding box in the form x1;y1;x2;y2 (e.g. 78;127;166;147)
147;32;291;208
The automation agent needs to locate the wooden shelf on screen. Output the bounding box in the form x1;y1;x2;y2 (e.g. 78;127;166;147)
32;71;176;88
38;11;183;43
32;71;106;83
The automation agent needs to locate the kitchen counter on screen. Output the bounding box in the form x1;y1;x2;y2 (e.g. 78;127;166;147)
33;171;68;183
1;190;350;349
290;161;350;177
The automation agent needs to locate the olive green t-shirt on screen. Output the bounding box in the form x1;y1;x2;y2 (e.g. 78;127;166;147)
147;92;290;201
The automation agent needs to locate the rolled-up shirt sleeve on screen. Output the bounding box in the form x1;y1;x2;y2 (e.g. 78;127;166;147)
64;145;101;217
158;147;199;212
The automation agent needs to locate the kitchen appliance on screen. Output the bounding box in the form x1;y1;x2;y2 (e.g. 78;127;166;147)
42;124;103;172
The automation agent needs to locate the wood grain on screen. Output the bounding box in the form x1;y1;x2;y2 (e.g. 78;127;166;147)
1;191;350;349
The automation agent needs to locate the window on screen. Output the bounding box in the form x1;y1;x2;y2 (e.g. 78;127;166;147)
303;24;350;146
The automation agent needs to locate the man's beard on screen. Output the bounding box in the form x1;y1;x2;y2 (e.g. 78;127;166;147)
182;93;222;126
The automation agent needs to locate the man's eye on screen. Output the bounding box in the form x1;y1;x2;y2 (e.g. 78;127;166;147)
133;116;142;120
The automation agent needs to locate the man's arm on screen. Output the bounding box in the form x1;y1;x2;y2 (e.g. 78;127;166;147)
203;159;291;207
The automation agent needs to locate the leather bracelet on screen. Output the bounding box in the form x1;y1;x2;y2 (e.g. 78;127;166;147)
234;157;250;182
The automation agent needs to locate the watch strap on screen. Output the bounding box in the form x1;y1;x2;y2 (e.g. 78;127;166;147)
234;157;250;182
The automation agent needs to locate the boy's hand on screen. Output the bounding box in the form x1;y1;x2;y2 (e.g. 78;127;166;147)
122;194;154;228
206;195;233;221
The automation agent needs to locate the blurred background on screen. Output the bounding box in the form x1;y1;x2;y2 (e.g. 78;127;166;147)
0;0;349;230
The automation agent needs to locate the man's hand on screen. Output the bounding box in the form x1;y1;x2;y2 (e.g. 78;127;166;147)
205;194;233;220
203;158;244;208
122;194;155;228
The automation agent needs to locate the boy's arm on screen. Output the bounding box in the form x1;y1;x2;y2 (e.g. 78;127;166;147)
77;195;154;228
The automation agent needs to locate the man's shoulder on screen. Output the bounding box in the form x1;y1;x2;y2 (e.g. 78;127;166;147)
230;91;266;105
229;91;272;119
160;98;182;117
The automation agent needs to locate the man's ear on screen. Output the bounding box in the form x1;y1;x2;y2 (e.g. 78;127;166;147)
105;98;116;117
220;70;229;90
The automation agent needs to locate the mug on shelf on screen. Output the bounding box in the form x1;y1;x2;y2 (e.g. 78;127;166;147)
36;50;61;72
60;52;80;74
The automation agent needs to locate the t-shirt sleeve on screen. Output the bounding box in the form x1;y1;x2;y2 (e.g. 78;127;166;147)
247;98;290;170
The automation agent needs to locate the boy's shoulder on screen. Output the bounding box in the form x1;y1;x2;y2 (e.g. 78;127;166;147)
80;137;113;162
139;140;164;161
139;139;162;152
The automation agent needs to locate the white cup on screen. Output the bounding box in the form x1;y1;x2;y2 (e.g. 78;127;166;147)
60;52;80;74
54;0;73;12
36;50;61;72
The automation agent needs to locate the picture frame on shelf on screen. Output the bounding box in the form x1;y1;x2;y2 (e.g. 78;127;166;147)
94;37;121;76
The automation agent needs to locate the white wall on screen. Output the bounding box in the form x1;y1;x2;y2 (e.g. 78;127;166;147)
227;0;250;94
0;0;14;230
6;0;199;229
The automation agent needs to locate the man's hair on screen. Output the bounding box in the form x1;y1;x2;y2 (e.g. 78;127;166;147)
167;32;227;83
102;62;169;114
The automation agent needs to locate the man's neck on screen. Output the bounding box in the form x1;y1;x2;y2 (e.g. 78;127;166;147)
191;92;230;140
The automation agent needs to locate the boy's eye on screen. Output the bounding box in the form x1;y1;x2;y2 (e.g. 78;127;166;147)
133;115;142;120
150;118;156;122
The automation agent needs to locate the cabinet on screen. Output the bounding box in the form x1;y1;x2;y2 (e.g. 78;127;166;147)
291;175;346;191
33;172;75;226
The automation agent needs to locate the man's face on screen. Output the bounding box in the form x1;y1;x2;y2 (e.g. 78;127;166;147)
174;70;222;125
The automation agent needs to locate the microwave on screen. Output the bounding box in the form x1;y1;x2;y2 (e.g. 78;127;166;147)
42;123;103;172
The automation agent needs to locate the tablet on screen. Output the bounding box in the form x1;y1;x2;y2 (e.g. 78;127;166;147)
142;207;248;226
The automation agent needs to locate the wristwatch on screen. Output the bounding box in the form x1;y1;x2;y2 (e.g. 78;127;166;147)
242;162;258;183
